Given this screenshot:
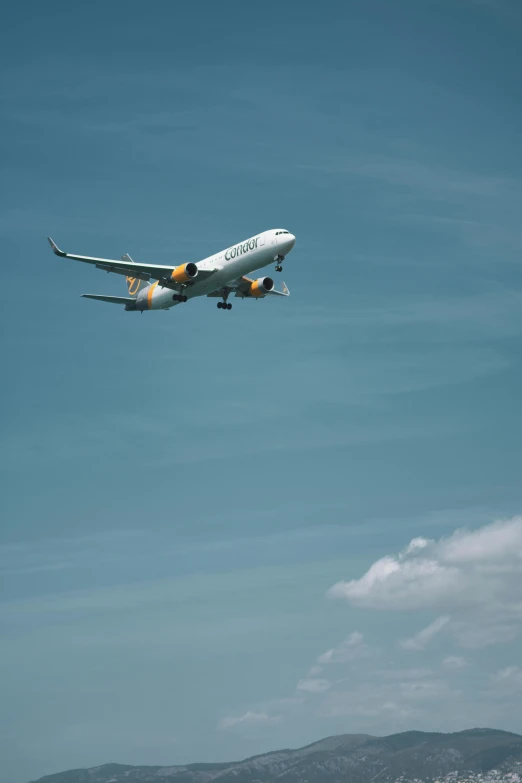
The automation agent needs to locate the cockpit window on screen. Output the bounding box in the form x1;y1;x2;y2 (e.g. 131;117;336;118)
276;230;289;235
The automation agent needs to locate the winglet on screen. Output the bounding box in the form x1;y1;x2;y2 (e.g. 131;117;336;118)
47;236;66;257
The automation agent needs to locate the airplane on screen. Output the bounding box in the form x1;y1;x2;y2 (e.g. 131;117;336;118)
47;229;296;313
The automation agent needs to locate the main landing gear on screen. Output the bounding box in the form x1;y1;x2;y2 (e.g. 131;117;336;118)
275;254;285;273
172;293;188;303
217;290;232;311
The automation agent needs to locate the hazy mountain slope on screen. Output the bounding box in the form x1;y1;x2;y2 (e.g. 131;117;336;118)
31;728;522;783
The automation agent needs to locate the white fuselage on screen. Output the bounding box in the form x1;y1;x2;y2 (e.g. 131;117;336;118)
136;228;295;310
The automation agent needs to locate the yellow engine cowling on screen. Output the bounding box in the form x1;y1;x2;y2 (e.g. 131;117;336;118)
249;276;274;297
170;262;198;284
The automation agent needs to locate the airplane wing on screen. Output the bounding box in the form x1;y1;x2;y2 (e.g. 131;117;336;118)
82;295;136;305
47;237;217;287
262;281;290;297
207;277;290;299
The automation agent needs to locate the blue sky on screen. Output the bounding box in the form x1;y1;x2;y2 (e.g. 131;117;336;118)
1;0;522;781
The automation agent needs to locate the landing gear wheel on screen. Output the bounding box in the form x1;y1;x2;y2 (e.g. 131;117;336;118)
227;302;232;310
182;295;188;303
275;265;283;272
217;301;223;309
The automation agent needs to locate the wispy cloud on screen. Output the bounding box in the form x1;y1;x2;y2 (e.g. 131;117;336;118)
492;665;522;683
0;529;145;577
296;153;521;206
296;678;331;694
317;631;368;663
217;711;281;731
400;616;450;651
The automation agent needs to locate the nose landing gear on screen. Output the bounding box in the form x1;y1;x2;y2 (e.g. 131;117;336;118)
275;254;285;273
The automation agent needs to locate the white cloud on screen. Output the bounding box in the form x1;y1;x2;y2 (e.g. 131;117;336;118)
440;517;522;563
296;678;331;694
400;616;450;651
317;631;366;663
443;655;468;669
328;516;522;648
328;553;461;610
218;518;522;741
405;537;431;555
217;711;281;731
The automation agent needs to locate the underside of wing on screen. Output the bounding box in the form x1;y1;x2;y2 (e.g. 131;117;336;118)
264;280;290;297
207;276;289;299
48;237;217;289
82;295;137;306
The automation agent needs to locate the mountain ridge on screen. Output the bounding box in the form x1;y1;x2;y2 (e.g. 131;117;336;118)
30;728;522;783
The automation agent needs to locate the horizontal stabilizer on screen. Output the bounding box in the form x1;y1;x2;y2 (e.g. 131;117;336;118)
82;294;136;306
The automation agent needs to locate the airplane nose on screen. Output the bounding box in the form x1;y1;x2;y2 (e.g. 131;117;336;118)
284;233;296;252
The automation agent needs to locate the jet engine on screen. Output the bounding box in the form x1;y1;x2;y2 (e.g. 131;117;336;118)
170;262;198;284
249;276;274;297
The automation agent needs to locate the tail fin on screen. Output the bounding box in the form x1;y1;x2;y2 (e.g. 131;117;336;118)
123;255;147;297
